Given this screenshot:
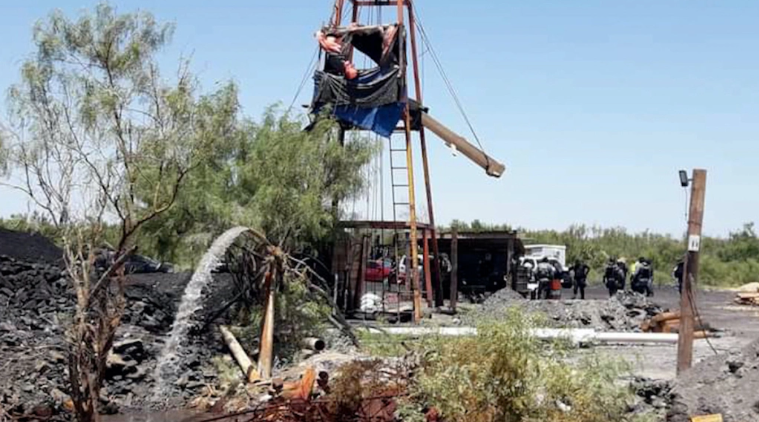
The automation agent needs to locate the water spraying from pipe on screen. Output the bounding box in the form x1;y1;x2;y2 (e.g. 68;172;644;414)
152;226;253;400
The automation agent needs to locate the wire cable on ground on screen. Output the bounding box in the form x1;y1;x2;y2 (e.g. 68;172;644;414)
687;281;719;356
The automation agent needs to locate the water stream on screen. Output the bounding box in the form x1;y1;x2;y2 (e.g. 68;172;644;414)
152;226;252;400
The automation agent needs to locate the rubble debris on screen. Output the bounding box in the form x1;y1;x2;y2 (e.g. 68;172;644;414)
640;310;714;339
668;337;759;422
733;292;759;306
627;377;674;419
472;288;663;331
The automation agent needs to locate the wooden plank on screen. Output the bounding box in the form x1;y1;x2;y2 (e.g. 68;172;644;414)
690;414;722;422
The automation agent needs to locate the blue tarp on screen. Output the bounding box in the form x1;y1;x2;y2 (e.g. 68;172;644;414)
331;103;404;138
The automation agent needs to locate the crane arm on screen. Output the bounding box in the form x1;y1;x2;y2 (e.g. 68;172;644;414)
420;113;505;178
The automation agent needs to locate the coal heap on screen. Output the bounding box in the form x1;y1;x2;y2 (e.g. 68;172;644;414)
0;228;64;264
668;337;759;422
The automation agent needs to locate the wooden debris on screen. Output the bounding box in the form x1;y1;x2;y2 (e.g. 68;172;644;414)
219;325;260;382
690;414;723;422
279;366;317;401
641;310;709;337
734;292;759;306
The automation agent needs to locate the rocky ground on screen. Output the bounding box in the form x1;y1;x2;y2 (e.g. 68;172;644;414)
0;252;236;419
5;225;759;421
467;285;663;331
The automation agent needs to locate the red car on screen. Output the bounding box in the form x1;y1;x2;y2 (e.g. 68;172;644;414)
365;259;393;282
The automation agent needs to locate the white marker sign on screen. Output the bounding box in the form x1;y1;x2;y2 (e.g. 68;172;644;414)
688;235;701;252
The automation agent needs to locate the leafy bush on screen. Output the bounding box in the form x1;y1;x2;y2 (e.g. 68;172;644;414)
403;309;639;422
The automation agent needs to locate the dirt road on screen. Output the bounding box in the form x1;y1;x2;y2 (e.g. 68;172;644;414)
583;285;759;380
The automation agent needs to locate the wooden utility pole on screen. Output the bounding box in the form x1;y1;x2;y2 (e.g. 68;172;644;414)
450;228;459;312
258;270;275;379
677;169;707;374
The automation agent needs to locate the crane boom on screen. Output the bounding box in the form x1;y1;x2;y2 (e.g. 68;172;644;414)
420;113;505;178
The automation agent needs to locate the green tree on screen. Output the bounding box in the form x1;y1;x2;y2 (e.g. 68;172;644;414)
138;108;378;266
0;4;235;420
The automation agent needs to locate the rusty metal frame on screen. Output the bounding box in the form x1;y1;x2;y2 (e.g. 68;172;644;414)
333;0;441;322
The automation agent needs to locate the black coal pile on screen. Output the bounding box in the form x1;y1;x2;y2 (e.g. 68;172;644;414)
0;252;217;419
667;337;759;422
0;228;64;264
472;288;663;331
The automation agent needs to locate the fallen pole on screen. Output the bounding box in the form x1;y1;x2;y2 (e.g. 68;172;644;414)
219;325;259;382
357;326;683;344
421;113;506;178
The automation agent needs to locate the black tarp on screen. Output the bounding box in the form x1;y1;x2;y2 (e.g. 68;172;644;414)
314;67;402;108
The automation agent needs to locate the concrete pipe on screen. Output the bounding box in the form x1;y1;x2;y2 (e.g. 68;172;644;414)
301;337;326;352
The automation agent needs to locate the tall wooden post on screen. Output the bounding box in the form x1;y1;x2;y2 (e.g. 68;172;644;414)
258;270;275;379
677;169;707;374
423;229;433;307
450;228;458;312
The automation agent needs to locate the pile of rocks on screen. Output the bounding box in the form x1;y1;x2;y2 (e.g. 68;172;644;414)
473;287;663;332
0;253;215;417
668;337;759;422
0;255;70;318
0;227;64;264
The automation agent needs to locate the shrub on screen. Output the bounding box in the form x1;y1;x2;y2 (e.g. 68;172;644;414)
404;309;640;422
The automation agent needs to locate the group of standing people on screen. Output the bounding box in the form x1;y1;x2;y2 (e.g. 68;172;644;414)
603;257;656;297
530;255;685;300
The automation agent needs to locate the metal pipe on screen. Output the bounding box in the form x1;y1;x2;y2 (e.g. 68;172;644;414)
301;337;327;352
420;113;506;178
358;326;682;344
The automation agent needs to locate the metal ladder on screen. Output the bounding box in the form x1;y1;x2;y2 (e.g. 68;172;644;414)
388;133;410;225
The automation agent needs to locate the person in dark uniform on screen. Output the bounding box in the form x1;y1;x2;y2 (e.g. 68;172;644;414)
604;258;623;297
571;260;590;300
673;257;685;294
535;257;556;300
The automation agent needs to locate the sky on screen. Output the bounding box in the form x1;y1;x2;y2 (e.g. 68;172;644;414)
0;1;757;237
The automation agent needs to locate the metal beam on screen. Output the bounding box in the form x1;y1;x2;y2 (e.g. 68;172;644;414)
421;113;506;177
338;220;431;230
351;0;409;6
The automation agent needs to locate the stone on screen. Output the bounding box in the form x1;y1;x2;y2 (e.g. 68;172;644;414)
49;351;66;364
21;383;34;393
175;374;189;388
113;338;146;362
34;360;51;375
728;359;744;374
186;381;205;390
50;388;70;404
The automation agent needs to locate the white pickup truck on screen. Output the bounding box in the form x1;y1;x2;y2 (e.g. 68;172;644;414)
518;244;570;299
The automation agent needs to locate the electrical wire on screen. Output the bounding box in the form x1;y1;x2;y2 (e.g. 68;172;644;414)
287;46;319;113
411;2;492;163
687;281;719;355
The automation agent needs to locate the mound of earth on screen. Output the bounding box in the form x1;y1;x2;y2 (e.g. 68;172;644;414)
0;228;64;264
473;288;663;331
668;337;759;422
